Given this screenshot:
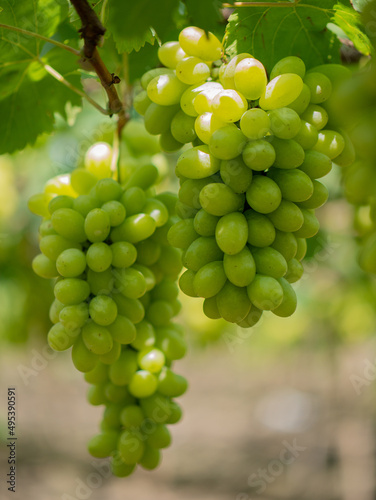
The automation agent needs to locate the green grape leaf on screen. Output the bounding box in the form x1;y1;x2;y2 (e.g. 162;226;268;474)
224;1;341;72
183;0;224;37
332;2;373;54
0;47;82;154
106;0;180;53
128;42;159;83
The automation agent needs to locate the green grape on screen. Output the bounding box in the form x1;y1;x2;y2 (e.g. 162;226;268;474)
181;82;216;116
109;350;138;386
160;133;184;154
267;168;313;202
100;341;122;365
203;296;221;319
111;456;136;478
272;278;297;317
220;156;253;194
158;41;186;68
128;370;158;398
154;192;177;216
246;176;282;214
209;125;247;160
179;269;197;297
28;192;55;217
48;195;74;214
267;200;304;232
138;348;166;373
176;145;220;179
95;178;122;203
60;303;89;332
223;247;256;287
144;102;181;136
156;246;182;279
247;274;284;311
193;261;227;298
242;140;276;171
301;104;328;131
199;183;244;216
87;268;114;296
40;235;81;261
84;363;108;384
101;201;126;226
171;110;197;143
293;208;320;238
32;253;58;279
151;280;179;302
193;83;223;115
39;219;56;237
215;212;248;254
73;195;99;217
293;120;318;150
251;247;288;278
104;382;128;402
234;57;267;100
82;321;113;355
176;56;210;84
72;336;98;372
133;265;156;292
114;267;147;299
147;424;172;449
175;201;198;219
87;385;107;406
84;143;112;179
51;208;86;243
118;429;145;465
216;282;251;323
136;240;161;265
245;210;276;247
120;405;145;428
295;238;307;261
287;83;311;115
304;72;332;104
143;199;169;227
194;112;228;144
297;179;328;209
308;64;351;88
299;150;332;179
158;367;188;397
49;299;65;324
270;56;306;80
111;241;137;268
146;300;174;326
260;74;304;110
70;169;97;195
140;446;161;470
54;278;90;305
48;322;77;351
270;230;297;261
178;26;222;61
88;432;119;458
268;107;301;140
107;315;136;344
313;130;345;159
89;295;118;326
285;258;304;283
102;403;123;428
86;242;112;272
121;187;146;215
179;178;210;209
219;53;250;87
211;89;248;123
84;208;111;243
55;248;86;278
111;214;156;244
147;74;188;106
193;209;219;236
133;90;152;116
155;327;187;360
141;68;175;90
112;295;145;324
237;306;263;328
240;108;270;140
168;219;199;249
334;129;356;167
271;138;305;169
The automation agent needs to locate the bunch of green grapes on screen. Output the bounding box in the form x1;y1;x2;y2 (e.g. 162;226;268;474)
28;138;187;476
136;26;354;327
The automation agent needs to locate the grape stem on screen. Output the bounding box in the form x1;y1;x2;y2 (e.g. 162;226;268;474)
0;23;81;56
223;1;299;6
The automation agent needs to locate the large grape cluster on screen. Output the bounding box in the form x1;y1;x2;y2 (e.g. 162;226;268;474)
28;140;187;476
137;26;353;327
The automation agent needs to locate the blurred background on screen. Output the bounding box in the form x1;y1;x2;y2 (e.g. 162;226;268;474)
1;3;376;500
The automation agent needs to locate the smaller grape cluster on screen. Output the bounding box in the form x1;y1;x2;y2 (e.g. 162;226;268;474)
136;26;354;327
28;141;187;476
